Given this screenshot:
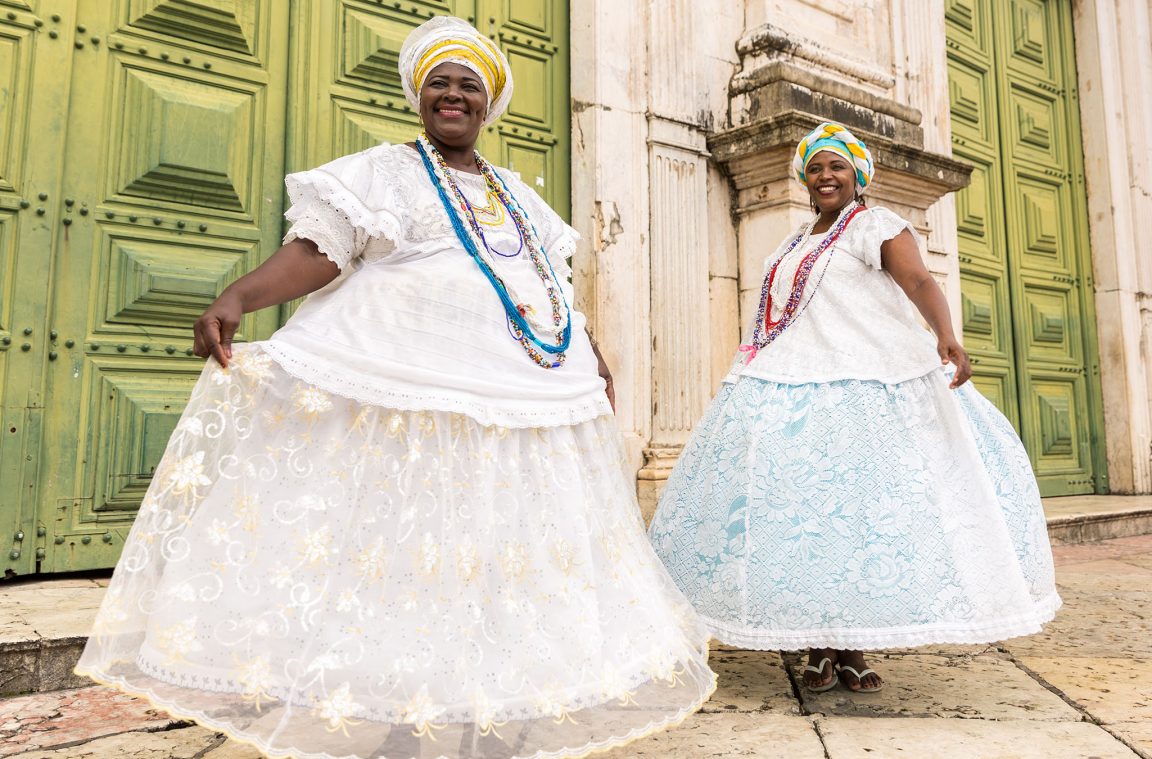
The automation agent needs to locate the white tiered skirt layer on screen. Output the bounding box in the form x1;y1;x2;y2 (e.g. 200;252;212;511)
648;370;1060;651
78;344;715;759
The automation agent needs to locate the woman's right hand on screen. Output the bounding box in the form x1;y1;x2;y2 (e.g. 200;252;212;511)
193;290;244;367
189;239;341;368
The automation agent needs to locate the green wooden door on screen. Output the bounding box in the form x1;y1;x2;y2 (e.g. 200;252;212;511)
2;1;570;575
1;0;289;575
946;0;1106;496
286;0;570;212
0;0;69;575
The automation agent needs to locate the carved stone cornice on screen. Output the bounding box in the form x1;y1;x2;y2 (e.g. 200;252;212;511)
709;112;972;204
737;22;896;90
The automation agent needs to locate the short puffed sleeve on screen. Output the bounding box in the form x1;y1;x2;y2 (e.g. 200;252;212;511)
850;206;920;269
495;169;579;281
282;145;405;270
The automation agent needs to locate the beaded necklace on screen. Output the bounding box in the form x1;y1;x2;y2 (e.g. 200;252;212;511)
415;134;570;368
739;202;864;363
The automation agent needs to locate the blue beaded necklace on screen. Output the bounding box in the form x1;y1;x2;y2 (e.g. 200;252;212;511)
415;135;571;368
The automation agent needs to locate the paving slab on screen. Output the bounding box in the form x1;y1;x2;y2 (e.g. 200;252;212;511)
599;713;825;758
1052;559;1152;595
700;648;800;716
200;737;267;758
1018;657;1152;725
1107;722;1152;759
816;716;1139;759
1119;553;1152;572
0;580;106;696
0;685;182;757
1052;539;1152;566
7;726;221;758
0;580;106;644
1001;603;1152;660
790;653;1080;721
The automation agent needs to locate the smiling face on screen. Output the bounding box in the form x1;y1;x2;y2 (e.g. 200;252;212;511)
418;62;488;150
804;150;858;215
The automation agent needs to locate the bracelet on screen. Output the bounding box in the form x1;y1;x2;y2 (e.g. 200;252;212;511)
587;333;599;350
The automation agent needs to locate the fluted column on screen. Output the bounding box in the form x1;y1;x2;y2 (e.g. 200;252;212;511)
1072;0;1152;492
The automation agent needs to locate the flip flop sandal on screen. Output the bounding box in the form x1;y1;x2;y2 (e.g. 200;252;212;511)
836;663;884;693
802;657;839;692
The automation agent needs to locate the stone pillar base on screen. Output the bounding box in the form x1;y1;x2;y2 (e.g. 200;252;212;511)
636;445;683;524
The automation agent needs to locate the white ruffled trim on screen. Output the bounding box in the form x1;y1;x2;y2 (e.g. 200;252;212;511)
700;592;1062;651
283;168;403;269
549;229;577;281
261;341;612;429
724;359;944;387
79;660;717;759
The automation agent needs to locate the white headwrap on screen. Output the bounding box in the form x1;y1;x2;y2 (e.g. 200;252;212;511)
399;16;514;127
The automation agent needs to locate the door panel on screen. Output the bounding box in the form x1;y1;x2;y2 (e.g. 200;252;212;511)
947;0;1021;428
30;0;289;572
1;0;75;576
947;0;1106;496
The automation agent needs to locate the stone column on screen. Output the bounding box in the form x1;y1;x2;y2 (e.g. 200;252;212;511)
1072;0;1152;493
634;0;712;517
569;0;652;471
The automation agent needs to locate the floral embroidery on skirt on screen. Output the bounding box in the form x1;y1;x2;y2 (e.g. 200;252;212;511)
78;344;715;759
648;371;1059;651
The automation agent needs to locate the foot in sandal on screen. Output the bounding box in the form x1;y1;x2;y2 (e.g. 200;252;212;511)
801;648;839;692
836;650;884;692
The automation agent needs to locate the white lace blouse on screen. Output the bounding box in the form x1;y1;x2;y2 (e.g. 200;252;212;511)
726;207;943;386
262;143;609;428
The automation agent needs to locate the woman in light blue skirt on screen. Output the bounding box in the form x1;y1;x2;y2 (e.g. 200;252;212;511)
648;122;1059;693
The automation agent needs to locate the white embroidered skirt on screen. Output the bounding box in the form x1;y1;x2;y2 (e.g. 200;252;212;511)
648;370;1061;651
77;344;715;759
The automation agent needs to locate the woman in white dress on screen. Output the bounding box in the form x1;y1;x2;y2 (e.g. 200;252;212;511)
648;121;1059;694
77;16;714;759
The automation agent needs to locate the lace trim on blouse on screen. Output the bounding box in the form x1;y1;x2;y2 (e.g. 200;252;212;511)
261;340;612;429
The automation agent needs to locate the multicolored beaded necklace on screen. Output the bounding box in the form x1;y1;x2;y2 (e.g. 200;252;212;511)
739;201;864;363
415;133;570;368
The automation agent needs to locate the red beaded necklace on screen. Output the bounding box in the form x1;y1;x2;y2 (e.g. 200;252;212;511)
740;203;864;363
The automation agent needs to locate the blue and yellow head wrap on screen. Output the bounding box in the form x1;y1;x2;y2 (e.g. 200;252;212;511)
400;16;514;127
792;122;874;193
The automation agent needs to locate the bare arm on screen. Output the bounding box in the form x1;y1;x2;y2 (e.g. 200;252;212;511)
880;229;972;388
192;238;340;367
589;337;615;412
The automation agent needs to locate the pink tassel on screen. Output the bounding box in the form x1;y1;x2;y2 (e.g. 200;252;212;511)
738;344;759;364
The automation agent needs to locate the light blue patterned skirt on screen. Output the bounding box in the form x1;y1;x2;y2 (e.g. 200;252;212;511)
648;370;1060;650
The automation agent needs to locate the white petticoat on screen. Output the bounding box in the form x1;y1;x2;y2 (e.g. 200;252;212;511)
77;344;715;759
648;370;1060;651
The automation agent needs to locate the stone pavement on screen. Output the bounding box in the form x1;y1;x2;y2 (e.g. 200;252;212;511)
2;534;1151;758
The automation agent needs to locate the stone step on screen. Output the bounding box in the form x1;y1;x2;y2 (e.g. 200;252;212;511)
1043;495;1152;544
1;496;1149;698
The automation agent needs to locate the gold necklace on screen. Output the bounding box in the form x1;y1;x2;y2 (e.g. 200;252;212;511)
470;186;507;227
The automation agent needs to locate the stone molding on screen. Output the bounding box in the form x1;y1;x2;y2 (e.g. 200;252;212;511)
709;112;971;206
736;21;897;91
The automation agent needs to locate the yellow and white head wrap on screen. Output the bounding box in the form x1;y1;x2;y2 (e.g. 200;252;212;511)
792;121;875;193
399;16;513;127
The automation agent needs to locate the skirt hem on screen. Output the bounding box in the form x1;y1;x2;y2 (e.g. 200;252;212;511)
76;642;719;759
699;592;1062;651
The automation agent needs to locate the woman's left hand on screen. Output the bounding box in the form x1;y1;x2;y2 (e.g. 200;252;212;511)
601;372;615;412
938;336;972;389
589;337;615;412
